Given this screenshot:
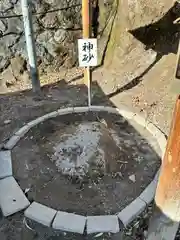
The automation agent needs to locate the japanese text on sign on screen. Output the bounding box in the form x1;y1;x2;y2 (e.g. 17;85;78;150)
78;39;98;67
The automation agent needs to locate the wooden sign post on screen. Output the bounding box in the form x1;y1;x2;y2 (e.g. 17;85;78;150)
82;0;91;106
155;96;180;221
80;0;99;106
82;0;90;39
147;96;180;239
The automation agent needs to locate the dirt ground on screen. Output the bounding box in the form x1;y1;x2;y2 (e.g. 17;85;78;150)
0;57;176;240
11;111;160;216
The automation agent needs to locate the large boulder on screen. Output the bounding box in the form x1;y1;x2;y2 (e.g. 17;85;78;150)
105;0;176;66
122;0;175;30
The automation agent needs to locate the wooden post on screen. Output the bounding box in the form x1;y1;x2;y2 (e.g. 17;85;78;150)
82;0;92;106
155;95;180;221
147;96;180;239
82;0;90;38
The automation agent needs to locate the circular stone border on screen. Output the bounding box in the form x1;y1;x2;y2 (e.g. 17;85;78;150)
0;105;166;235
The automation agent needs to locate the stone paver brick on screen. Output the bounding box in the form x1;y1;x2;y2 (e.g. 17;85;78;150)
154;169;160;182
57;107;74;115
118;198;146;227
4;135;20;149
52;211;86;234
15;125;30;138
139;180;157;204
0;151;12;179
27;116;48;127
103;106;119;114
133;114;147;128
86;215;119;234
117;109;135;119
74;107;89;113
157;135;167;157
147;122;162;139
43;111;59;119
89;106;105;112
25;202;57;227
0;177;30;216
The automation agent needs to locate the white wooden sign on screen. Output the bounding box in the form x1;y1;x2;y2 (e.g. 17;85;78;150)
78;38;98;67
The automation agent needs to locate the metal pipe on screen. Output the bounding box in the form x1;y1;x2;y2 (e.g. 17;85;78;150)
21;0;41;93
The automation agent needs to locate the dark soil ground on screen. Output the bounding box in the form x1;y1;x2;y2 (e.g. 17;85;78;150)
12;111;160;216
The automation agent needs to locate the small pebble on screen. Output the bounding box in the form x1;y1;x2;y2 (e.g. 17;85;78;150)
95;233;103;238
4;120;11;124
129;174;136;183
144;230;148;238
25;188;30;194
101;119;108;127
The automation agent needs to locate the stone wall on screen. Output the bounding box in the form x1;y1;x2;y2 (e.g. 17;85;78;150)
0;0;82;91
0;0;115;91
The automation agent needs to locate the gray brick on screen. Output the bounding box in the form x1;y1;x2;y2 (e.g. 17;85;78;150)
157;135;167;157
154;169;160;182
4;135;20;149
27;116;47;127
89;106;105;112
139;180;157;204
118;198;146;227
25;202;57;227
0;177;30;216
15;125;30;138
74;107;89;113
103;106;119;114
117;109;135;119
52;211;86;234
57;107;74;115
0;151;12;179
146;122;162;138
43;111;59;119
133;114;147;128
86;215;119;234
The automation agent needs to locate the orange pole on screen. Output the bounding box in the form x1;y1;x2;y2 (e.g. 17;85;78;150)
82;0;90;38
155;95;180;221
82;0;91;106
